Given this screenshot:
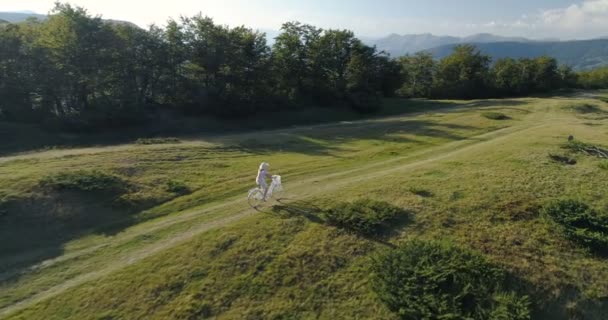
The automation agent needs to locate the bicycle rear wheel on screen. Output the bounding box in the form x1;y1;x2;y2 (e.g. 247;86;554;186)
247;188;265;208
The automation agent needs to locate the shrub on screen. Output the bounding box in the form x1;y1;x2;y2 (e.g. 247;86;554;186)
135;137;181;145
370;240;530;320
563;140;608;159
541;200;608;254
569;103;606;114
165;180;191;195
324;199;405;236
482;112;510;120
40;170;128;193
599;161;608;170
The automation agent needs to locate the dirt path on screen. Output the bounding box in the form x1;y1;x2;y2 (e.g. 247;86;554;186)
1;120;532;279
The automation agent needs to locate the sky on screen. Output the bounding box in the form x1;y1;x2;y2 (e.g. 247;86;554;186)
1;0;607;40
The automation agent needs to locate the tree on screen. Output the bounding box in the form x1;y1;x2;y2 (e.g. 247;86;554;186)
576;67;608;89
0;2;586;130
37;3;115;120
558;65;578;88
531;56;560;92
433;45;491;99
492;58;529;96
272;22;321;103
397;52;435;98
0;23;39;120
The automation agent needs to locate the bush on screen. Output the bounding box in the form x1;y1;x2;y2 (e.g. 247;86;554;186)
482;112;510;120
165;180;191;195
562;140;608;159
541;200;608;254
370;240;530;320
135;137;181;145
324;199;405;236
599;161;608;170
40;170;128;193
568;103;606;114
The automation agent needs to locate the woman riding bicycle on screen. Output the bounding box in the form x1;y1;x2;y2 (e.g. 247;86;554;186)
256;162;272;201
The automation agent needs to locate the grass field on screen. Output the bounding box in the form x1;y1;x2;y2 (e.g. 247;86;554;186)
1;93;608;319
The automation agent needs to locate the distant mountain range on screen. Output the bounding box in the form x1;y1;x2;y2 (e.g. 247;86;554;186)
367;33;608;70
0;11;139;29
368;33;532;57
0;12;47;23
427;39;608;71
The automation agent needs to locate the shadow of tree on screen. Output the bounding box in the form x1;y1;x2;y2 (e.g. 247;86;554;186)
464;99;528;109
0;189;160;286
506;273;608;320
219;119;479;157
0;99;467;157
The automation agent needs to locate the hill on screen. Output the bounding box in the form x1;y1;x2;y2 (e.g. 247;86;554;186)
0;12;46;23
369;33;531;57
0;11;138;28
427;39;608;71
1;93;608;319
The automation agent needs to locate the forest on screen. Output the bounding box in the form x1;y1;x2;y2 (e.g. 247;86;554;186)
0;3;605;130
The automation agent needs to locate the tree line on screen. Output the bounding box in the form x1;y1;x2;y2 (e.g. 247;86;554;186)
576;67;608;89
397;48;578;99
0;3;399;128
0;3;604;131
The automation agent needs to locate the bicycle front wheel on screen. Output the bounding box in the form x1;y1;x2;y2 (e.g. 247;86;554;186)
247;188;265;208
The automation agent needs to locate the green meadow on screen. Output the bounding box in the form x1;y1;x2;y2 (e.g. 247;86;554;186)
1;93;608;319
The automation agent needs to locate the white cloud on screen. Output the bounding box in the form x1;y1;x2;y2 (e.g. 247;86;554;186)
483;0;608;40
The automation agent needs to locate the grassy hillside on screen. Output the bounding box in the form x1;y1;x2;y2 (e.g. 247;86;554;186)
2;93;608;319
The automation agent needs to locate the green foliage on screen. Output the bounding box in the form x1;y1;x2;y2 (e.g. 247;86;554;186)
165;180;191;195
562;140;608;159
397;52;435;98
324;199;406;236
39;170;128;193
0;1;584;128
433;45;491;99
0;5;396;127
599;161;608;170
394;51;571;100
370;240;530;320
563;140;593;152
568;103;606;114
577;67;608;89
482;112;511;120
135;137;181;145
542;200;608;254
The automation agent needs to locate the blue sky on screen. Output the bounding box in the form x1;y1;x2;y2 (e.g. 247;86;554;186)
1;0;607;39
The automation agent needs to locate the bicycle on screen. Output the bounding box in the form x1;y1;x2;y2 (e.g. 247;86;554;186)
248;175;283;208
